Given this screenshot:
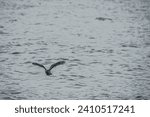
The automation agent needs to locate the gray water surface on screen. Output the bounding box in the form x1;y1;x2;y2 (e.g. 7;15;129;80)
0;0;150;100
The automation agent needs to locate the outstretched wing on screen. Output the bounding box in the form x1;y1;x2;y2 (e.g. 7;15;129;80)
32;62;46;70
49;61;65;71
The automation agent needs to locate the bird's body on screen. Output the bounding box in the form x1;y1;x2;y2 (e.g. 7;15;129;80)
32;61;65;76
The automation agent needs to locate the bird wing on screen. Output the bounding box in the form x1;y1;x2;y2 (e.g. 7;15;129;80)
32;62;46;70
49;61;65;71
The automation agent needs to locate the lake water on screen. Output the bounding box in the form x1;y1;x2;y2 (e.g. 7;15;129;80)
0;0;150;100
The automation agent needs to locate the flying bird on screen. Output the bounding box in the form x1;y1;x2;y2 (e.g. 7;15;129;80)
32;61;65;75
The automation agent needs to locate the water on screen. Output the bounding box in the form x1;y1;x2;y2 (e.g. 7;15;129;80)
0;0;150;100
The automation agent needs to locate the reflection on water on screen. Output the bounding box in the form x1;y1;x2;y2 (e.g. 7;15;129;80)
0;0;150;100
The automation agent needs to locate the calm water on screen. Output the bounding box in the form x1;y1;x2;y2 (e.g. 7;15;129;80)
0;0;150;100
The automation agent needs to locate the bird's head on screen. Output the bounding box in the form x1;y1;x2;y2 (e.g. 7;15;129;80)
45;70;52;76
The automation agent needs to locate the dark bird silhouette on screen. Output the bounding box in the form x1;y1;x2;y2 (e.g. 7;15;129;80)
32;61;65;75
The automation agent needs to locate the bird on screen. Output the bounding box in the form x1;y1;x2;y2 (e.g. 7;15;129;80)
32;61;65;76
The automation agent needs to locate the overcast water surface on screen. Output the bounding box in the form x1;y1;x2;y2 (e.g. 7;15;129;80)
0;0;150;99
